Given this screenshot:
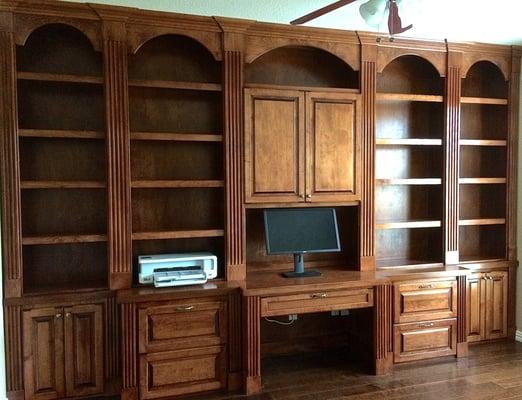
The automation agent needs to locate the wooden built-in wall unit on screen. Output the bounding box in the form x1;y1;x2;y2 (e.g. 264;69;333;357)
0;1;519;399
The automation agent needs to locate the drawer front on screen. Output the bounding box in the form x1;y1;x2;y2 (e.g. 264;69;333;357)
394;319;456;363
138;300;227;354
261;288;373;317
394;280;457;323
139;345;226;399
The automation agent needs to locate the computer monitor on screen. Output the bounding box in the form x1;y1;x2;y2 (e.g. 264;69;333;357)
264;207;341;278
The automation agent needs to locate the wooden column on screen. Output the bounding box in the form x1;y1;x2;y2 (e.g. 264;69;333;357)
5;305;23;400
456;275;468;357
359;42;377;271
227;290;242;390
223;49;246;281
102;20;132;290
121;302;137;400
443;51;462;265
507;50;520;261
243;295;261;395
0;12;22;299
374;284;393;374
105;296;120;380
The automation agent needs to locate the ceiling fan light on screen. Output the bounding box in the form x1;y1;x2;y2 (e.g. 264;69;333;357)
359;0;388;28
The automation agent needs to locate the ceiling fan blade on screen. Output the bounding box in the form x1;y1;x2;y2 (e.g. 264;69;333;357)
290;0;359;25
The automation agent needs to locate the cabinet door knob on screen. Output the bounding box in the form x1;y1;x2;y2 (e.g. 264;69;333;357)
306;194;312;199
176;305;194;311
55;313;62;319
65;313;71;318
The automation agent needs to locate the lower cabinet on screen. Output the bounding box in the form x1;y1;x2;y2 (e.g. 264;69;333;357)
467;270;508;342
137;297;228;399
23;304;104;400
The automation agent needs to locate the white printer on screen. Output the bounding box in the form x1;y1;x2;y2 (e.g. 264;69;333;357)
138;252;218;288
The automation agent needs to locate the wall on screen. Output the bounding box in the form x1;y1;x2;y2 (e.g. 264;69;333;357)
517;68;522;340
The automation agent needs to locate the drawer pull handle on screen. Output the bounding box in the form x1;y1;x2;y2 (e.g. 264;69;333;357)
418;322;434;328
310;293;327;299
55;313;62;319
418;284;433;289
176;305;194;311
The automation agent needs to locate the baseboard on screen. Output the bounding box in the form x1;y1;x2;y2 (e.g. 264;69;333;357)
516;330;522;343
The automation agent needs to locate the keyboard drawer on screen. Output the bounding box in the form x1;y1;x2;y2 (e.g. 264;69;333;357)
393;318;457;363
394;279;457;323
260;288;373;317
138;299;226;354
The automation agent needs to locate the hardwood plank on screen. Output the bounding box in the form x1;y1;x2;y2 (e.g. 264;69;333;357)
17;71;103;85
461;96;508;105
458;218;506;226
245;83;360;94
376;138;442;146
376;93;444;102
459;178;507;184
376;220;441;229
22;234;108;245
131;180;224;189
18;129;105;139
128;79;222;92
132;229;224;241
460;139;507;147
21;180;106;189
376;178;442;185
130;132;222;142
376;259;443;269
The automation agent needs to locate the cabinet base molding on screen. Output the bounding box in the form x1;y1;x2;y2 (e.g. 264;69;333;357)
121;387;138;400
516;330;522;343
360;256;375;271
244;376;262;395
374;353;393;375
6;390;24;400
456;342;469;357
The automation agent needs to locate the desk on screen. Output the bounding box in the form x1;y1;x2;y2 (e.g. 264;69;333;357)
241;268;394;395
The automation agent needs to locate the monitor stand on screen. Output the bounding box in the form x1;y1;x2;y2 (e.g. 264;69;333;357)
281;253;321;278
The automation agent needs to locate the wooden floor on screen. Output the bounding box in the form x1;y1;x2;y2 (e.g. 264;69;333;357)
198;340;522;400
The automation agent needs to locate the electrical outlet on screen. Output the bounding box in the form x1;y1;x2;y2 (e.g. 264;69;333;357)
288;314;298;321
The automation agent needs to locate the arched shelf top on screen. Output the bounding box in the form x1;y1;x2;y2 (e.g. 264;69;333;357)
16;23;103;77
246;43;359;73
462;60;508;99
15;20;101;52
128;33;221;84
129;30;221;61
377;54;444;96
462;59;509;81
245;45;359;89
378;53;444;77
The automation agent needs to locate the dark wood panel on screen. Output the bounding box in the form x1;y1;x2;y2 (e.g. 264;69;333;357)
376;185;442;222
466;273;485;342
462;61;508;99
459;184;506;220
376;227;442;265
460;146;507;178
461;104;507;140
485;271;508;340
459;225;506;261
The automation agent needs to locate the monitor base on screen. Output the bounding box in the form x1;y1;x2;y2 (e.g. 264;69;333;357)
281;270;322;278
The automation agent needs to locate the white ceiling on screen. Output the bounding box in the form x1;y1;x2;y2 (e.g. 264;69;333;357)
62;0;522;45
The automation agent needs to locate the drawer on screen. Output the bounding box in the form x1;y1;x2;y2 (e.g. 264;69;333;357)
138;300;227;354
394;280;457;323
260;288;373;317
139;345;226;399
393;319;456;363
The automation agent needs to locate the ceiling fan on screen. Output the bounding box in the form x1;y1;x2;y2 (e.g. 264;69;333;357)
290;0;413;37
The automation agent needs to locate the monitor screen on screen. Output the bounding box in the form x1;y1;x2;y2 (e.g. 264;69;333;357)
264;208;341;255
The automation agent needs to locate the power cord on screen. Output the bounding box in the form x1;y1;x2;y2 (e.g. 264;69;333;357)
264;317;296;326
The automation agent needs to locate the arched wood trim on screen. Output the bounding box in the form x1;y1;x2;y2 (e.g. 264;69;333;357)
128;29;221;60
462;59;509;81
377;50;446;76
246;43;359;73
14;17;102;51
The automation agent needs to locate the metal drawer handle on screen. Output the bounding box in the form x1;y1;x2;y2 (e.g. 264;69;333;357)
418;284;433;289
418;322;434;328
66;313;71;318
176;305;195;311
55;313;62;319
310;293;327;299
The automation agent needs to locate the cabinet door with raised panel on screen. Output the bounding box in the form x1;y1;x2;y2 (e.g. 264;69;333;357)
305;92;360;202
23;308;65;400
244;88;305;203
64;304;104;397
466;273;485;342
485;271;508;340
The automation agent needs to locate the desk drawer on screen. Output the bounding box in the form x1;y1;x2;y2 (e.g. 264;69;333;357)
261;288;373;317
139;345;226;399
393;318;456;363
138;300;226;354
394;280;457;323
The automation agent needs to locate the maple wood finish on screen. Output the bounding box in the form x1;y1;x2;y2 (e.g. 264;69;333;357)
0;1;520;400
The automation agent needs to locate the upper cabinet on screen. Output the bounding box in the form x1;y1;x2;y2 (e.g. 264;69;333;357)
244;46;360;204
